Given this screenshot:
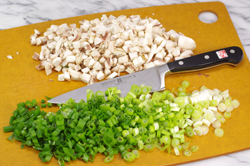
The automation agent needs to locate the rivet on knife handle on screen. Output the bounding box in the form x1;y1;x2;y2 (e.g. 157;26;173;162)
157;46;243;90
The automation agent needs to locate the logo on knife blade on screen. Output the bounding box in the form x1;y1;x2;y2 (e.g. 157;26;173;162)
117;78;123;83
101;80;116;86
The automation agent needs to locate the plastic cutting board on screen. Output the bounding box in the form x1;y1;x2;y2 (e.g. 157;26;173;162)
1;1;250;166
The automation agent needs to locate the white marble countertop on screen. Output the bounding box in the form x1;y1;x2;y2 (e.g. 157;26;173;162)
1;0;250;165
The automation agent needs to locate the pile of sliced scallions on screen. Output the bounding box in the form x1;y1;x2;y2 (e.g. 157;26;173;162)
3;80;240;165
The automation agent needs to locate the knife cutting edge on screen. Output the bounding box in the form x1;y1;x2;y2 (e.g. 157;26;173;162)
48;46;243;104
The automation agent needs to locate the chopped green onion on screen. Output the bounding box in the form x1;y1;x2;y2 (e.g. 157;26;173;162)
212;120;221;129
166;93;175;102
224;99;232;107
123;152;136;162
3;125;14;133
141;118;149;127
45;96;52;100
181;80;190;88
174;147;180;155
177;144;183;151
141;85;151;95
223;111;231;119
117;136;124;144
218;103;226;112
177;86;186;92
214;128;224;137
47;102;52;107
104;156;114;163
182;142;190;150
209;100;218;107
7;134;13;142
160;136;171;145
215;113;226;123
132;150;140;158
192;110;201;120
226;106;234;112
186;129;194;137
203;112;214;121
232;99;240;108
200;85;207;91
171;138;180;147
178;91;187;97
190;145;199;152
183;149;192;156
2;82;240;164
143;143;154;152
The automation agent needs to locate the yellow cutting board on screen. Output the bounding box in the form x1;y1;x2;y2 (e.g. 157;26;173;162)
1;1;250;166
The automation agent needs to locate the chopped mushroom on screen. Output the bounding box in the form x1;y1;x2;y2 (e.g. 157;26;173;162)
178;36;196;50
64;72;71;81
33;52;40;60
144;62;155;69
97;71;105;80
107;72;118;79
45;62;53;75
180;50;194;58
58;74;65;81
30;14;196;84
80;73;91;83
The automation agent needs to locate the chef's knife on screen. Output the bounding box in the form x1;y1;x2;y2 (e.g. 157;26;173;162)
48;46;243;104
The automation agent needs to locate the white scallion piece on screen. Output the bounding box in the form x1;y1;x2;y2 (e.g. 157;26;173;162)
193;126;202;136
139;94;146;101
145;94;151;99
215;112;226;123
157;107;162;112
221;90;229;99
181;123;188;129
213;88;220;95
7;55;13;59
212;120;221;128
232;99;240;108
186;119;194;125
173;134;181;138
170;103;178;107
153;123;159;130
208;106;217;111
209;117;217;123
226;106;234;112
174;147;180;155
174;126;179;133
223;111;231;119
170;128;176;134
193;121;202;127
218;103;226;112
133;128;139;136
192;90;199;95
200;125;209;135
214;128;224;137
203;112;214;122
171;107;180;112
202;119;211;127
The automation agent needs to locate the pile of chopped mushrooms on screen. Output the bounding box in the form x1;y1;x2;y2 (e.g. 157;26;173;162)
31;15;196;84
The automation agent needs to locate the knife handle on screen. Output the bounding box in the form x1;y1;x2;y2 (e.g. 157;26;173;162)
167;46;243;73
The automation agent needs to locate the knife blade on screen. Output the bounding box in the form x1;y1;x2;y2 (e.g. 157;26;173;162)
48;46;243;104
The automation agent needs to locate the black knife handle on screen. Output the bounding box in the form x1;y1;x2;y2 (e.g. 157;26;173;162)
167;46;243;73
